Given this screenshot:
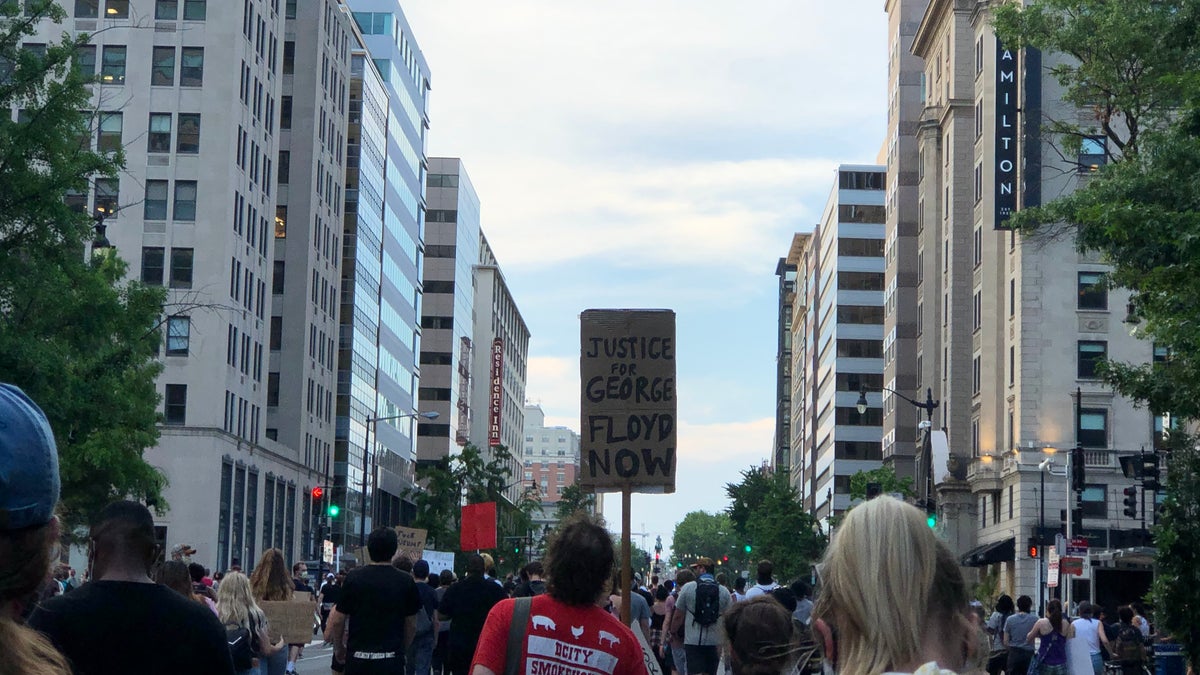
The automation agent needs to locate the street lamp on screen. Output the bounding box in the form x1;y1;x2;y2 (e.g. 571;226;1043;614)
857;386;940;508
359;410;439;548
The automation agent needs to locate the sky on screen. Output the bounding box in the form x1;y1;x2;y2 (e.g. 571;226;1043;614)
402;1;888;557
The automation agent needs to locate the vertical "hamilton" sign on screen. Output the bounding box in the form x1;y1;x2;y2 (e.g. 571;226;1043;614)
995;42;1019;229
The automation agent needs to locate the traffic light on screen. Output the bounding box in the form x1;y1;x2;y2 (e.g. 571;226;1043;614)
1122;486;1138;518
311;486;324;500
722;555;728;563
1141;453;1161;491
514;544;520;555
327;503;340;518
743;544;752;554
676;561;683;569
925;498;938;528
1071;445;1086;493
1027;537;1039;559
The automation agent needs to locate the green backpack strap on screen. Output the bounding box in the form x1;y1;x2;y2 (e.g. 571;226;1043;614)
505;597;533;675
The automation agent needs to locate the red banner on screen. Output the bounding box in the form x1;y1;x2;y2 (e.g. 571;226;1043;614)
460;501;497;551
489;338;503;446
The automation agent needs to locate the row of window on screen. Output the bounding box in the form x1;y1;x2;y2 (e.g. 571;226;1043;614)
140;246;191;288
79;44;203;87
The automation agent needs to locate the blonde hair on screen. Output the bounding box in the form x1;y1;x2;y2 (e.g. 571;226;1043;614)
217;571;268;631
812;496;974;675
249;549;293;601
0;522;71;675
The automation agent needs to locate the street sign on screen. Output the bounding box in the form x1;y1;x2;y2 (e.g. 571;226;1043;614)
1067;537;1088;557
1048;547;1060;588
1061;557;1084;575
322;540;334;564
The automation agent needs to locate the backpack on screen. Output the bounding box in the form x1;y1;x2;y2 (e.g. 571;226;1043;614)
225;623;256;671
692;578;721;627
1114;625;1146;664
528;580;546;596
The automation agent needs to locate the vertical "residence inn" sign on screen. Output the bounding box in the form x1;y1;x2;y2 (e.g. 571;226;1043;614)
995;42;1019;228
579;309;677;493
488;337;503;446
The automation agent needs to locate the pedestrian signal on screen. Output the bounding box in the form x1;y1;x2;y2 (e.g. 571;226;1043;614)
1027;538;1039;559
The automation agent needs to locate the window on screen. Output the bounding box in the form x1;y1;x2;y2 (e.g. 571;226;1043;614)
96;112;122;152
837;271;884;291
155;0;177;19
837;205;886;223
144;180;168;220
1009;346;1015;385
74;0;98;17
267;372;280;406
183;0;205;20
838;171;885;190
1077;272;1108;310
1009;279;1016;316
104;0;129;18
151;46;174;85
838;238;885;257
973;164;982;203
280;96;292;129
973;291;982;331
74;44;96;76
1078;341;1107;378
286;0;295;19
278;151;290;184
834;372;883;392
1079;136;1107;173
166;316;190;355
180;47;203;86
1078;409;1108;448
147;113;171;152
100;45;126;84
835;406;883;426
1080;485;1107;518
95;178;118;216
283;41;294;74
836;305;884;325
834;441;883;460
173;181;197;221
836;339;882;359
972;355;981;394
169;248;193;288
269;316;282;350
141;247;164;285
274;205;287;238
164;384;187;424
427;209;457;223
973;226;982;266
272;260;285;294
176;114;200;153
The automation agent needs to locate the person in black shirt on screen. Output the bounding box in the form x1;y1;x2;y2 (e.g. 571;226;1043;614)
327;527;422;674
511;561;547;598
436;554;509;675
29;500;235;675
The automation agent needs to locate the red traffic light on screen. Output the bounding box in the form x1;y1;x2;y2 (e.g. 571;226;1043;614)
311;486;324;500
1028;545;1039;558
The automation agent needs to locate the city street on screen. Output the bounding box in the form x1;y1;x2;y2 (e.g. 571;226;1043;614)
293;640;335;675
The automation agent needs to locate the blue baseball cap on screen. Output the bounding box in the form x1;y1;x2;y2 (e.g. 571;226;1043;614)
0;384;60;530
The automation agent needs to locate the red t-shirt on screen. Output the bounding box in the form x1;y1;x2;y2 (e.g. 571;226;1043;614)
471;595;649;675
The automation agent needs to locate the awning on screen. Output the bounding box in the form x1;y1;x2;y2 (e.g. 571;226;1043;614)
960;537;1015;567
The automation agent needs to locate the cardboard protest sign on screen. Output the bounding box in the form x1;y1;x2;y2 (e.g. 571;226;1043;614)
394;526;427;563
261;598;317;644
580;309;677;493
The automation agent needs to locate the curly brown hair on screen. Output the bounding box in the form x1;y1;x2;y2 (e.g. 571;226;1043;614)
249;548;293;601
544;512;613;606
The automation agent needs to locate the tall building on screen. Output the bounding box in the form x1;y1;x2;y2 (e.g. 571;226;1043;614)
773;257;796;472
470;233;530;505
911;0;1156;607
788;166;887;524
880;0;928;483
418;158;481;464
521;404;581;532
269;0;354;560
28;0;319;571
346;2;431;532
332;16;389;553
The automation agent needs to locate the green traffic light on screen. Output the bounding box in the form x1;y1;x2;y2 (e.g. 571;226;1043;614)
926;513;937;528
743;544;751;553
328;504;340;517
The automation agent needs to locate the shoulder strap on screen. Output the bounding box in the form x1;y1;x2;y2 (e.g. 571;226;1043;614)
505;597;533;675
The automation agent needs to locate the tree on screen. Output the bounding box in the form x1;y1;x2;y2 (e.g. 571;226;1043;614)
406;443;515;550
0;1;168;533
848;466;915;502
670;511;740;567
1152;431;1200;668
725;466;826;583
554;481;597;521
